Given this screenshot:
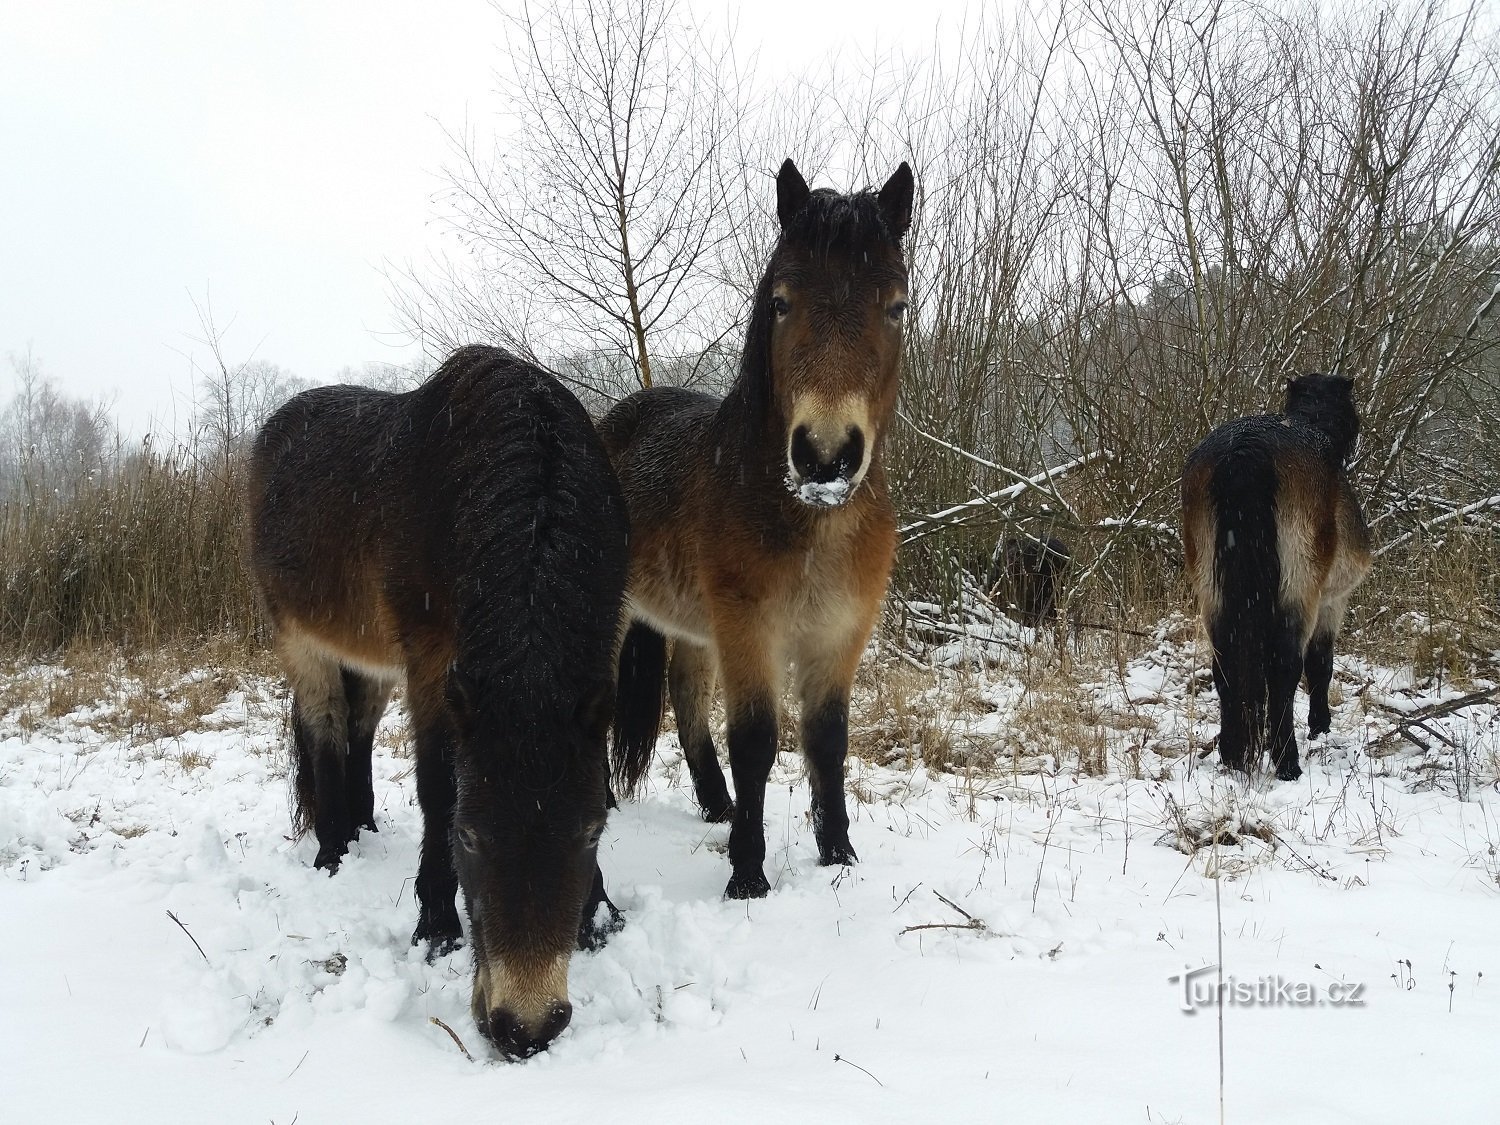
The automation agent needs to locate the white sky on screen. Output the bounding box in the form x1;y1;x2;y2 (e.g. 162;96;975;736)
1;0;971;437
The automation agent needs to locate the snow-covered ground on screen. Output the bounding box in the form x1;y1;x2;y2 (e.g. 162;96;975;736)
2;626;1497;1124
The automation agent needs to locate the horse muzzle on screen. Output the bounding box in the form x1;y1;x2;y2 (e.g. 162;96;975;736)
485;1000;573;1060
472;952;572;1059
786;420;868;508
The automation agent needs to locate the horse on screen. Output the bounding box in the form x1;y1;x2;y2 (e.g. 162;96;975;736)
987;535;1071;628
599;158;914;899
247;345;630;1058
1181;372;1371;781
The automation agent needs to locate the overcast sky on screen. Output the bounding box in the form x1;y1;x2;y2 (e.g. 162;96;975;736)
1;0;970;437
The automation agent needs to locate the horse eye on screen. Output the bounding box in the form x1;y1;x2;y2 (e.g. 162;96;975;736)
887;300;909;322
770;296;790;318
457;826;481;854
583;822;606;847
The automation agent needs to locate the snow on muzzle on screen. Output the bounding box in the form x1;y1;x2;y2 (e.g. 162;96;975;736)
785;396;872;508
471;952;572;1059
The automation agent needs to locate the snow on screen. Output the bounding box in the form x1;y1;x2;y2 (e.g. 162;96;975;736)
787;472;854;507
2;635;1498;1124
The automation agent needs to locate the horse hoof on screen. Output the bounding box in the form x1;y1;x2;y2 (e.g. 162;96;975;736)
724;870;770;900
313;848;344;874
818;842;858;867
578;903;625;951
412;913;463;959
699;799;735;824
1275;762;1303;782
1308;715;1331;739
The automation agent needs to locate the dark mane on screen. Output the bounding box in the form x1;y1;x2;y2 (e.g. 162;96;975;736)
435;350;625;685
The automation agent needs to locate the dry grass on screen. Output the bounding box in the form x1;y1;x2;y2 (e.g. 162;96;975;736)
0;639;274;749
0;447;262;655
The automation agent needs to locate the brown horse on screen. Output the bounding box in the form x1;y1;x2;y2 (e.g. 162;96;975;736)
600;159;914;899
247;345;630;1058
1182;373;1372;781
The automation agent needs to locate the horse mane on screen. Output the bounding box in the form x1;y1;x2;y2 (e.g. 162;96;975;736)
729;185;907;438
426;348;627;731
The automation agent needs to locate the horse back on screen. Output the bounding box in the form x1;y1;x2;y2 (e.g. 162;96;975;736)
248;383;414;672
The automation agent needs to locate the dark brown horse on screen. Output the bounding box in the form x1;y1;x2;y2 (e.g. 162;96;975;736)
247;345;630;1058
600;159;914;899
1182;373;1371;781
987;535;1071;628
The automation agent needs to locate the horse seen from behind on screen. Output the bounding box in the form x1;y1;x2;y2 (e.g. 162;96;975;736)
600;158;915;899
248;345;630;1058
1182;372;1371;781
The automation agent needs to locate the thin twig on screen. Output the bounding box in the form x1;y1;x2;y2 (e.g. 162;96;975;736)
284;1050;309;1081
932;890;982;926
430;1016;476;1062
833;1053;884;1087
166;910;209;964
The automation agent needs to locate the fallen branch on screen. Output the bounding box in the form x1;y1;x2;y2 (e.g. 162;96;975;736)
898;452;1103;544
1374;494;1500;557
1369;687;1499;751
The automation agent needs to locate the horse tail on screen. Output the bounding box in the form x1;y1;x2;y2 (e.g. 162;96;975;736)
611;620;667;797
1207;444;1282;767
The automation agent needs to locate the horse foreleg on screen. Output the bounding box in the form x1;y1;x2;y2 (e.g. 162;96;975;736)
722;697;778;900
668;641;734;822
577;847;624;951
796;637;865;867
411;711;463;956
802;697;857;866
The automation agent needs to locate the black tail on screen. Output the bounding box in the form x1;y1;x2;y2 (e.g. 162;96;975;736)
1208;447;1281;771
611;621;668;797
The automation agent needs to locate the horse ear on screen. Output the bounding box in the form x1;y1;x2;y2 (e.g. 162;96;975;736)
445;664;480;731
879;162;914;239
575;681;614;742
777;159;811;229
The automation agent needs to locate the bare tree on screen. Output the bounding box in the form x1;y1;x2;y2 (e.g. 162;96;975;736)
0;348;113;503
404;0;746;394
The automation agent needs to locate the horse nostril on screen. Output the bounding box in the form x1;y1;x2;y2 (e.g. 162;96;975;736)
488;1002;572;1059
835;428;865;480
791;424;863;484
790;425;824;481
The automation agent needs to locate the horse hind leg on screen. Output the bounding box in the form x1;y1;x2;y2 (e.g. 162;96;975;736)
1268;608;1309;782
1304;596;1347;740
668;641;734;822
283;642;353;872
342;669;393;834
1207;613;1254;775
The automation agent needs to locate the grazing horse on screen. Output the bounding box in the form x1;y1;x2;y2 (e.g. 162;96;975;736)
247;345;630;1058
987;535;1071;628
600;159;914;899
1181;373;1371;781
